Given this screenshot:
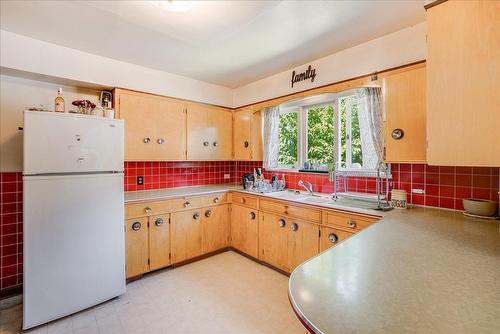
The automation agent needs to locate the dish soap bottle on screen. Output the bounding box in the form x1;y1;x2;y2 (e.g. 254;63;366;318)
54;88;65;112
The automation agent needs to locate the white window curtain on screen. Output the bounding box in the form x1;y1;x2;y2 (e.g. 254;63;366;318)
262;106;280;169
356;87;383;169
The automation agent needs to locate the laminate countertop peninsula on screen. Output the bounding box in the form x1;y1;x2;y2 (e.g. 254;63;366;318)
289;207;500;334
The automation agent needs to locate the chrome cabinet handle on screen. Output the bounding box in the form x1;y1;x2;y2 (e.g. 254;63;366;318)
157;138;165;144
347;220;357;229
193;212;200;220
203;141;210;147
155;218;164;226
328;233;338;244
132;222;141;231
249;212;256;220
143;137;151;144
278;219;286;228
183;201;190;208
291;223;298;232
213;197;220;203
244;141;249;148
205;209;212;218
213;141;218;147
144;207;152;214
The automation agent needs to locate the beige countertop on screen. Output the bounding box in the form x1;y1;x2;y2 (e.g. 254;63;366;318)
124;184;242;203
289;208;500;334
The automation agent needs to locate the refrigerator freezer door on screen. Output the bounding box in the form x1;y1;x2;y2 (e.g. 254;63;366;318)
23;111;124;174
23;173;125;329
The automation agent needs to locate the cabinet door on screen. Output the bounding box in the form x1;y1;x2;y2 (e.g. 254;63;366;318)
287;220;319;272
230;204;259;258
117;90;186;161
171;210;203;263
125;217;149;278
187;104;233;160
233;108;252;160
319;226;353;253
426;1;500;166
251;110;263;161
202;204;230;254
384;66;426;163
149;214;171;271
258;212;288;272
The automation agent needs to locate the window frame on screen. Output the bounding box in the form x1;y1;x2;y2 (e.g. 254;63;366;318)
274;91;382;173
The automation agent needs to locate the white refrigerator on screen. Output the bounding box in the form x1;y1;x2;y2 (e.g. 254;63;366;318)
22;111;126;330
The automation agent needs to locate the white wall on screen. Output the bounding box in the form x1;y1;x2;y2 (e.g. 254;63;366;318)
0;30;234;107
0;75;100;171
233;22;426;107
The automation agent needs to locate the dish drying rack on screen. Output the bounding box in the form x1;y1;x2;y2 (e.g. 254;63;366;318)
329;162;392;210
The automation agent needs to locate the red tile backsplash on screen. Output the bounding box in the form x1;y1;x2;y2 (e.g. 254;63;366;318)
1;162;499;295
0;172;23;295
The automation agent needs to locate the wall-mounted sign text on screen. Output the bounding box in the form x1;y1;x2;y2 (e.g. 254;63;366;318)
291;65;316;88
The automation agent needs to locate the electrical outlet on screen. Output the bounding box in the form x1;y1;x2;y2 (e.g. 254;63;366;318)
411;188;425;194
224;174;230;179
137;176;144;185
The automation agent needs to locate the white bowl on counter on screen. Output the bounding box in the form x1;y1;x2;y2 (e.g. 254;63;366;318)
462;198;498;217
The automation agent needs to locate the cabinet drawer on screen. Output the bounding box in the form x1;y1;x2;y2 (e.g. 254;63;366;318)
322;211;377;231
125;200;171;219
170;193;227;211
231;192;259;209
259;199;321;223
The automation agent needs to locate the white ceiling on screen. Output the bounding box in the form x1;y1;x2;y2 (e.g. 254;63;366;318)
0;1;425;88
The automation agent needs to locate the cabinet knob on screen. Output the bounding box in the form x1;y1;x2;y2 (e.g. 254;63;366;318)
203;141;210;147
240;198;246;204
347;220;357;229
205;209;212;218
213;197;220;203
131;222;141;231
391;128;404;140
193;212;200;220
244;141;249;148
213;141;218;147
154;218;164;226
328;233;338;244
144;207;152;214
143;137;151;144
291;223;298;232
249;212;256;220
278;218;286;228
157;138;165;144
183;201;190;208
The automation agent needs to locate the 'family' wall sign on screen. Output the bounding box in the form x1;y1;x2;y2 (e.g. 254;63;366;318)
291;65;316;88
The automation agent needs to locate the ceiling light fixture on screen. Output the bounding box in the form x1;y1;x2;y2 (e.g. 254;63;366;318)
151;0;196;13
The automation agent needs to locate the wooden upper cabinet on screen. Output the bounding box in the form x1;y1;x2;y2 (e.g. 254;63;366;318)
383;65;427;163
187;103;233;160
233;108;252;160
233;107;263;161
114;89;187;161
426;0;500;166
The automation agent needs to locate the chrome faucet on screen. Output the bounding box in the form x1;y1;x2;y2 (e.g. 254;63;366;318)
298;180;314;195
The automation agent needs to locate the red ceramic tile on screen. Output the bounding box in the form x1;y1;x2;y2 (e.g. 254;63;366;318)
439;186;455;198
455;187;472;199
412;194;424;205
411;164;425;173
426;185;439;196
455;199;465;211
472;187;491;200
472;167;491;175
472;175;490;188
456;167;472;174
439;197;455;209
425;196;439;207
455;174;472;187
425;173;440;185
426;165;439;173
439;166;455;174
439;174;455;186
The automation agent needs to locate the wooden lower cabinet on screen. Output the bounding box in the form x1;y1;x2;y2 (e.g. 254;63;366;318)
287;219;319;272
230;204;259;258
149;214;171;271
258;212;289;272
125;217;149;278
171;209;203;264
319;226;353;252
202;204;230;254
